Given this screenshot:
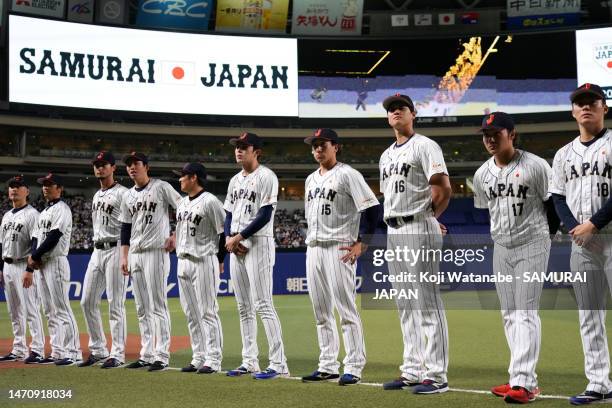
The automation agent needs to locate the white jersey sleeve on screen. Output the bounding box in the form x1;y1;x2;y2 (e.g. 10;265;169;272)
175;192;225;258
472;167;488;209
92;183;128;243
1;205;39;260
161;180;181;210
345;166;379;212
223;177;236;213
420;140;449;181
36;201;72;258
549;146;568;196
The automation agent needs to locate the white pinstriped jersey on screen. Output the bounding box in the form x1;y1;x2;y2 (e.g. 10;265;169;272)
92;183;128;243
119;178;181;252
1;205;39;260
34;200;72;258
176;191;225;258
379;133;448;219
305;162;378;245
550;129;612;229
223;165;277;237
473;150;551;247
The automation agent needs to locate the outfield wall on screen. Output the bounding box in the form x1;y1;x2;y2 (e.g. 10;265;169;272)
0;245;573;302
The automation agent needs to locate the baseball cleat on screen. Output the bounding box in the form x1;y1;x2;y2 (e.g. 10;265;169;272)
125;359;152;369
24;352;44;364
148;361;168;372
78;354;108;367
0;352;21;362
252;368;289;380
39;356;56;365
197;366;217;374
227;366;252;377
54;358;78;366
101;358;124;369
338;374;361;386
504;386;540;404
491;383;511;397
301;371;340;382
412;380;449;394
383;377;420;390
181;364;198;373
569;390;612;405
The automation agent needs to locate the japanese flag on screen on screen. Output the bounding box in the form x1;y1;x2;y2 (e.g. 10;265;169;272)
161;61;196;85
438;13;455;25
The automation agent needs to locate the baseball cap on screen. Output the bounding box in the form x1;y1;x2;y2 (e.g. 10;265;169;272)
172;162;207;180
7;175;27;188
383;93;415;112
304;128;339;145
229;132;263;149
570;83;607;103
36;172;63;186
479;111;515;132
92;151;115;166
123;151;148;165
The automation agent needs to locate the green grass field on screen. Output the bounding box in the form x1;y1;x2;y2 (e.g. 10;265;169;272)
0;293;607;407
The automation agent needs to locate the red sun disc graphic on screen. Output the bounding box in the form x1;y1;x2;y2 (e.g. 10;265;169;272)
608;61;612;69
172;67;185;80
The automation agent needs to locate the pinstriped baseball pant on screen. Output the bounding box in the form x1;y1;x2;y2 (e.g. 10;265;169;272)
39;256;82;360
129;248;171;365
570;242;612;394
494;238;549;390
178;255;223;370
386;216;449;384
3;260;45;357
306;241;366;377
230;236;288;373
81;246;127;361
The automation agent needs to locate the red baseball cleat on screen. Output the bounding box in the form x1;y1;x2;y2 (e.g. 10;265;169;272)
504;386;540;404
491;383;511;397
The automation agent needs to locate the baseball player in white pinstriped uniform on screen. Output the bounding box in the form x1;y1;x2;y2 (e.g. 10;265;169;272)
223;132;289;380
79;152;128;369
379;94;452;395
119;152;181;372
300;128;379;386
0;176;45;364
472;112;559;404
550;84;612;405
28;173;82;366
173;163;226;375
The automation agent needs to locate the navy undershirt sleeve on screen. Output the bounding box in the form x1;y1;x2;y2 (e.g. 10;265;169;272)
552;193;579;231
240;205;273;239
224;211;233;237
120;223;132;246
31;229;62;262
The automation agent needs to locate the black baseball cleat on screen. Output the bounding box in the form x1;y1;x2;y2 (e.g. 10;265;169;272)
197;366;217;374
24;352;44;364
181;364;198;373
55;358;78;366
148;361;168;372
125;359;151;369
302;371;340;382
0;352;21;362
78;354;108;367
39;356;56;365
101;358;124;369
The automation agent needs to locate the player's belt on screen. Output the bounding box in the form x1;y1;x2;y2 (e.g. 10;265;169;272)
2;257;26;264
385;215;415;229
94;241;118;250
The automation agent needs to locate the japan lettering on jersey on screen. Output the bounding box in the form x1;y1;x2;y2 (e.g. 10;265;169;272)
119;178;181;251
1;205;39;259
550;129;612;228
92;183;128;243
223;165;278;237
379;134;448;219
305;163;378;245
176;192;225;258
473;150;551;247
35;201;72;258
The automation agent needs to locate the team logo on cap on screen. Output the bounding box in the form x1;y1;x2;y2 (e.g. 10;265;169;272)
46;173;53;179
486;114;495;125
240;132;248;140
315;129;322;137
15;176;22;182
130;151;136;155
97;152;104;160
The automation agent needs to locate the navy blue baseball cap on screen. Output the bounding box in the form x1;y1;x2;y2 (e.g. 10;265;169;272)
304;128;339;145
92;151;115;166
571;83;606;103
479;111;515;132
172;162;207;180
383;93;415;112
123;151;148;165
229;132;263;149
37;172;64;186
7;175;27;188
